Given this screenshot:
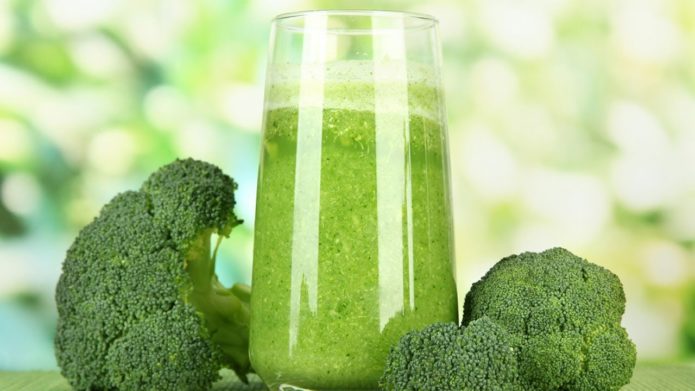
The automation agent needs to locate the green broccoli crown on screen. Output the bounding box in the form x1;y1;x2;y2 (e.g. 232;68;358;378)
141;158;241;244
458;317;521;391
463;247;625;334
55;158;250;391
379;318;521;391
462;247;636;391
380;322;462;391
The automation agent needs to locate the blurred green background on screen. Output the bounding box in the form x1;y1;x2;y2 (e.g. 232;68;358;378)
1;0;694;370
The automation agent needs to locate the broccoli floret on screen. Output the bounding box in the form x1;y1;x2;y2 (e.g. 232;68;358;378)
462;247;636;391
380;248;637;391
458;317;521;390
516;332;583;390
55;158;251;391
380;322;461;391
379;318;521;391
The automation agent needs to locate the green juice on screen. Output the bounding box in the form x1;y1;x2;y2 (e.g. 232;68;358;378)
250;80;457;390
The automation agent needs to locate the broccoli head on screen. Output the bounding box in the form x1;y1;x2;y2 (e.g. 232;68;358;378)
379;317;521;391
55;158;251;390
462;247;636;391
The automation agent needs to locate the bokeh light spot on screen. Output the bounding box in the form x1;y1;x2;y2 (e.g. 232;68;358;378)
0;3;14;53
44;0;118;31
521;169;610;246
144;85;191;131
470;57;519;110
460;125;519;201
613;1;683;64
641;240;688;287
218;83;264;132
0;120;32;164
2;173;41;216
87;129;137;176
70;34;131;79
481;0;555;59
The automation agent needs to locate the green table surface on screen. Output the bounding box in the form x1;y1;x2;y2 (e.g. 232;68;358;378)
0;364;694;390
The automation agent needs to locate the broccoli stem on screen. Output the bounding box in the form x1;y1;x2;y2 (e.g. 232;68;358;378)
186;230;216;290
185;230;252;382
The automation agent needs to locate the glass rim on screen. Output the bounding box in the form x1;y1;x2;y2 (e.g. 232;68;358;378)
273;9;438;33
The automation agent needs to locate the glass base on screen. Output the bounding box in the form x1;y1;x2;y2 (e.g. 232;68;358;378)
277;385;377;391
278;385;307;391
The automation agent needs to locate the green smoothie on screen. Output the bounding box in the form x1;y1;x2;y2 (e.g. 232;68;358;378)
250;75;457;390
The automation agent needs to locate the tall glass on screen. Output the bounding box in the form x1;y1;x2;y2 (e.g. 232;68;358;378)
250;10;457;390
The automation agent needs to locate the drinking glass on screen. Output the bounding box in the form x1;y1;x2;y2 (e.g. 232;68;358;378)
250;10;457;390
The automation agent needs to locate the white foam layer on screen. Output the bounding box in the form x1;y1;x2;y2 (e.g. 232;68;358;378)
264;60;444;121
267;60;439;84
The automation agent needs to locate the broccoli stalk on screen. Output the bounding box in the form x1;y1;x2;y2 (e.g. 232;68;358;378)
55;158;252;390
186;230;251;381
